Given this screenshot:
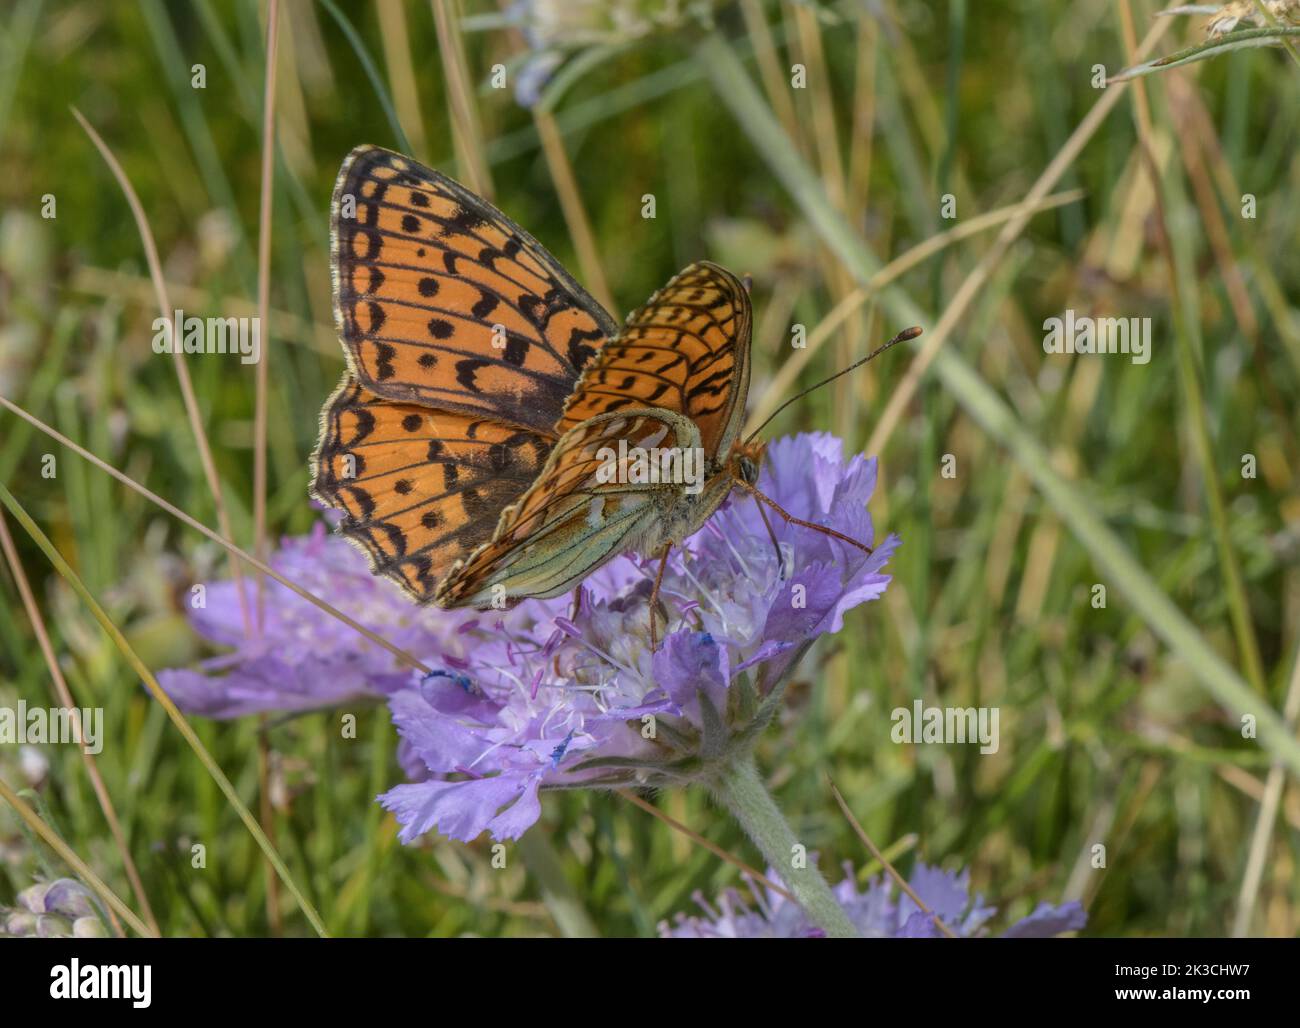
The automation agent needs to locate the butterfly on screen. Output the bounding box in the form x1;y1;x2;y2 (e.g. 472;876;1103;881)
311;146;915;646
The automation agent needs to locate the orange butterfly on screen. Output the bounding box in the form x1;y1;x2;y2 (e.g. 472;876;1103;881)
311;146;914;645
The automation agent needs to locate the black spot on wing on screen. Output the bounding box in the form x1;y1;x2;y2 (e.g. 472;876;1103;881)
448;205;488;234
472;290;500;320
567;326;603;370
503;336;529;367
456;358;489;393
345;408;376;447
374;343;397;381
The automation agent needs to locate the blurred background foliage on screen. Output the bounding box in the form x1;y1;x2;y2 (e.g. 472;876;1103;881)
0;0;1298;937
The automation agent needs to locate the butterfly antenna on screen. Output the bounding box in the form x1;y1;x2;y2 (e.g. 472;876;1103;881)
744;325;922;444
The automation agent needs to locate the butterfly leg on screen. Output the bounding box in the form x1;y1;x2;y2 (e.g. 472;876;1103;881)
747;485;874;556
648;541;673;652
751;493;787;580
569;585;584;620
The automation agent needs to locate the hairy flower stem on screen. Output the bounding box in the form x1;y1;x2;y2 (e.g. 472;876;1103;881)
712;753;858;938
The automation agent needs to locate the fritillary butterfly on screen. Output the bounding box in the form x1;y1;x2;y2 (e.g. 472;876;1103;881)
311;146;907;642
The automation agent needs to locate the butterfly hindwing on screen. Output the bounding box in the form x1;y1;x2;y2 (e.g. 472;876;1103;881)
310;374;554;602
331;145;618;435
435;410;703;606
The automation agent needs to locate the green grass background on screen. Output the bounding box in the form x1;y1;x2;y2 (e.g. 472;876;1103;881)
1;0;1297;937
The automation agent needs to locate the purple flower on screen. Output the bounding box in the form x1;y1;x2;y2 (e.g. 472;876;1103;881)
157;521;474;718
1;878;107;938
161;434;897;846
380;433;897;843
658;862;1087;939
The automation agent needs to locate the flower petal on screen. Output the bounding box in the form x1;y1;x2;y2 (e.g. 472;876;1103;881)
1003;901;1088;939
379;772;539;844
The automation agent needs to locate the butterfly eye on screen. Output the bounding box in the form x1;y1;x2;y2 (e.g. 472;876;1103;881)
737;456;759;485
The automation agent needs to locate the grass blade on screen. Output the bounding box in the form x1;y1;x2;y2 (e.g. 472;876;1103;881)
0;482;330;937
1112;26;1300;81
0;778;154;938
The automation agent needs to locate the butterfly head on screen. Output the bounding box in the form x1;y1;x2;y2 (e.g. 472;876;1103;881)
730;438;768;488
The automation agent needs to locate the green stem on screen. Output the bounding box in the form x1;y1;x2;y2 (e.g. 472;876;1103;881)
712;754;858;938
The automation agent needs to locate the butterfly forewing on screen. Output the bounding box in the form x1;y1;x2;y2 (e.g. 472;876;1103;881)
311;375;554;602
332;145;618;435
555;260;751;455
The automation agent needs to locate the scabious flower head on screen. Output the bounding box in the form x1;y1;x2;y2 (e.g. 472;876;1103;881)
379;433;897;843
1;878;107;938
160;434;897;846
658;862;1087;939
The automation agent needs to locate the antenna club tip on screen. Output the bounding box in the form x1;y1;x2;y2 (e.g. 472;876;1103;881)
899;326;923;341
